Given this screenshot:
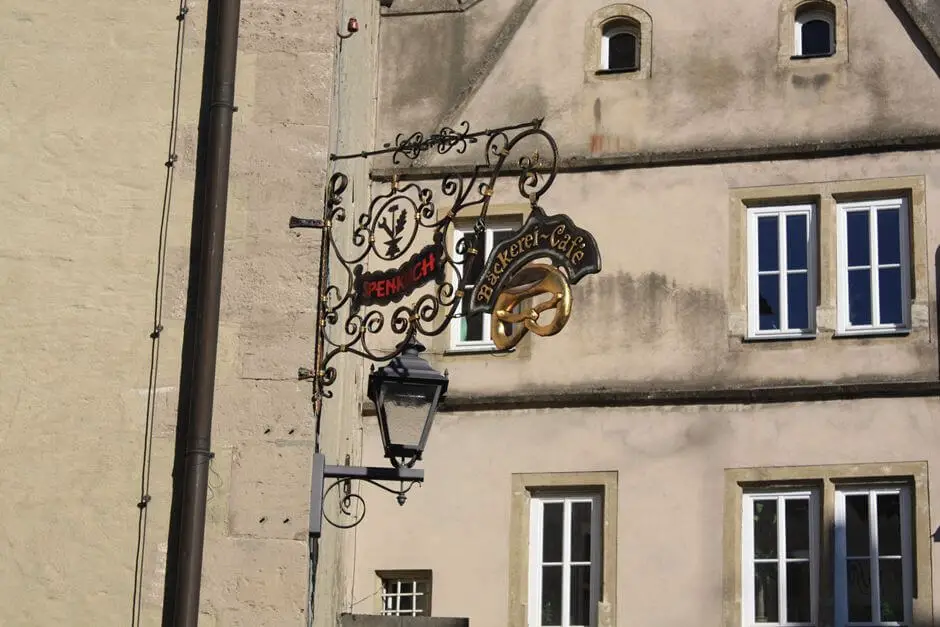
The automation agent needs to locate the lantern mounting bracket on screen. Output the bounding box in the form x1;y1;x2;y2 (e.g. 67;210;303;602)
309;452;423;538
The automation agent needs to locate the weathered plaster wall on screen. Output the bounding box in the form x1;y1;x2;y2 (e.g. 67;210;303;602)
0;0;338;624
397;148;940;396
376;0;940;160
351;397;940;627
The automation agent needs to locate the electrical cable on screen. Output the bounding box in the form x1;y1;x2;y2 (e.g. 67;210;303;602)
130;2;189;625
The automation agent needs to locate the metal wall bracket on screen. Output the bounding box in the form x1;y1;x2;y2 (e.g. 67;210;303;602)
308;453;424;538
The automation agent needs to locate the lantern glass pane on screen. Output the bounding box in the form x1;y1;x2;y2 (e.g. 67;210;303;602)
380;381;437;450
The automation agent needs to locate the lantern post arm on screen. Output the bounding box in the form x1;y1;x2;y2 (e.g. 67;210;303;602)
308;453;424;538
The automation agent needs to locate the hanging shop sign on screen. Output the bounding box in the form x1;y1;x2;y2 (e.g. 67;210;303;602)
469;207;601;350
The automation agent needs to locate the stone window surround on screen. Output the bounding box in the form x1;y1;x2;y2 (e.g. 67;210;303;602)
722;461;933;627
375;569;433;616
778;0;848;69
508;471;619;627
585;4;653;82
429;203;533;361
727;176;929;343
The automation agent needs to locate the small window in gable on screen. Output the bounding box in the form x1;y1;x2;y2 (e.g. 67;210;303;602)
601;20;640;73
794;4;835;57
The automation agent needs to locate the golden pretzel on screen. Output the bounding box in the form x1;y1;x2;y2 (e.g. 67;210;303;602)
490;263;572;350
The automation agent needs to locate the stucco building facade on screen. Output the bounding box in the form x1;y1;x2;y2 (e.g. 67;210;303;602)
344;1;940;627
5;0;940;626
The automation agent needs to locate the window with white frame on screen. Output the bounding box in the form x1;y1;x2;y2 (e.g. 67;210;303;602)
742;491;819;626
835;487;912;627
600;19;640;72
450;218;519;350
836;198;911;334
379;571;432;617
794;5;835;57
529;494;601;627
747;204;817;338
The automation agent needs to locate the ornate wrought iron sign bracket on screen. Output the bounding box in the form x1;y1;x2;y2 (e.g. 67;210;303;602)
291;118;602;535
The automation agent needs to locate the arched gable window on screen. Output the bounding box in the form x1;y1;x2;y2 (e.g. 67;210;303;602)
601;19;640;72
794;3;836;57
587;5;652;81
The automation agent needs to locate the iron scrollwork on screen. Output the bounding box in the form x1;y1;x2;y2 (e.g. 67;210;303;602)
297;119;571;536
320;477;419;530
308;118;560;405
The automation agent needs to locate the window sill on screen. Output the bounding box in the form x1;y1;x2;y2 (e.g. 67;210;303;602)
595;68;639;76
445;344;514;356
833;327;911;339
743;332;817;343
790;52;836;60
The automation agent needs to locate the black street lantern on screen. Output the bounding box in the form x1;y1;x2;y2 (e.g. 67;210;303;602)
368;339;449;467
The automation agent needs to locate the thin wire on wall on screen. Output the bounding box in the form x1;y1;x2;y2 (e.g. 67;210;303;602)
130;1;189;625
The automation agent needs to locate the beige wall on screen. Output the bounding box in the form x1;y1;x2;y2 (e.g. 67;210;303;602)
350;397;940;626
351;4;940;626
394;148;939;398
377;0;940;161
0;0;339;624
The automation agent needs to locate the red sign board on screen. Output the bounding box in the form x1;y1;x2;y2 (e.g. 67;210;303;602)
353;237;446;310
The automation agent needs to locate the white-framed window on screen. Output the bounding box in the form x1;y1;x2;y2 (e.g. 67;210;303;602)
742;491;820;627
529;494;602;627
794;6;835;57
600;20;640;72
834;487;912;627
746;204;817;338
836;198;911;335
450;218;519;351
379;571;432;617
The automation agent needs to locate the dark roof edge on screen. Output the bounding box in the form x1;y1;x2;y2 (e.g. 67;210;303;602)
371;133;940;181
895;0;940;62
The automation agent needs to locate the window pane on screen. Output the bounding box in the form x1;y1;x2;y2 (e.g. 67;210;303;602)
399;581;412;594
878;267;903;325
416;594;429;615
879;559;905;622
787;272;809;330
399;594;413;613
846;211;870;266
754;563;779;623
542;503;563;563
758;216;779;271
785;498;810;558
787;561;812;623
753;499;778;559
570;501;592;562
877;208;901;265
541;565;563;626
848;269;872;326
877;494;902;556
569;564;592;626
845;495;870;557
460;291;484;342
786;214;808;270
608;33;637;70
758;275;780;331
847;559;873;622
802;20;832;55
